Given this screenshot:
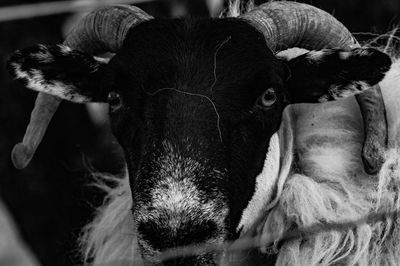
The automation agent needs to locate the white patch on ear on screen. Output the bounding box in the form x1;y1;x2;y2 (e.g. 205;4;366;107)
57;44;72;55
93;56;111;64
353;48;372;56
30;45;54;63
328;81;369;100
237;133;280;233
339;51;352;60
276;48;309;61
339;49;371;60
11;62;91;103
306;49;333;62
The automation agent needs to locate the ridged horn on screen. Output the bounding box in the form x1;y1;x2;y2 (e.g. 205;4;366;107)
240;1;358;51
11;5;152;169
241;1;388;174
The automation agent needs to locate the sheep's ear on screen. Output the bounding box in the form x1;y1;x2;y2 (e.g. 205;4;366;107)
7;44;107;103
281;48;391;104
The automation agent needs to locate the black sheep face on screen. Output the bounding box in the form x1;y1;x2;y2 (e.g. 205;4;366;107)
104;19;288;265
7;18;391;265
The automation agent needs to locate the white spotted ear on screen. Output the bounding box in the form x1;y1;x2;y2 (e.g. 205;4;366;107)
279;47;392;104
7;44;108;103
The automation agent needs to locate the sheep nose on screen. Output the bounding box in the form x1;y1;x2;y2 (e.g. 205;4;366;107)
137;219;218;251
137;218;221;265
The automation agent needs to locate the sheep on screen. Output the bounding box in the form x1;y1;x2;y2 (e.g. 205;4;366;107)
6;1;398;265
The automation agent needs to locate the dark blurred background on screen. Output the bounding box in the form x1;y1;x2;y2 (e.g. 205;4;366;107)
0;0;399;265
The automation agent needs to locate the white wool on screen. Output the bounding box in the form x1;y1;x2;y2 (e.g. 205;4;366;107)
368;148;400;265
257;97;373;265
223;0;255;18
237;133;281;233
256;55;400;265
380;60;400;147
80;173;143;266
268;146;400;266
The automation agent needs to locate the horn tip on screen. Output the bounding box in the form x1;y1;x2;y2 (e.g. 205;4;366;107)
11;143;33;169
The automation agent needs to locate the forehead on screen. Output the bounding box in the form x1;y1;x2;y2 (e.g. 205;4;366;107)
110;18;284;97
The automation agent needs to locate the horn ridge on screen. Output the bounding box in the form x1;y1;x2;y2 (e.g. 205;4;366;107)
240;1;358;51
64;5;153;54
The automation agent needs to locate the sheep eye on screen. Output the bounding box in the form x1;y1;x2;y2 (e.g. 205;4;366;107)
258;88;277;107
107;91;122;111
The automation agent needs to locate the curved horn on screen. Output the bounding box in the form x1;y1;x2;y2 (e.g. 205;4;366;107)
11;5;152;169
240;1;358;51
241;1;387;174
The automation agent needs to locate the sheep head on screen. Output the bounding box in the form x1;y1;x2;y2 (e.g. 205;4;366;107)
7;2;392;265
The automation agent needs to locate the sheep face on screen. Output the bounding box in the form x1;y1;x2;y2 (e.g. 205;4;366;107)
7;18;391;265
105;19;287;265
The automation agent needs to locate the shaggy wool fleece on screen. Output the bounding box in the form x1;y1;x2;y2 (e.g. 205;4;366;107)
254;48;400;266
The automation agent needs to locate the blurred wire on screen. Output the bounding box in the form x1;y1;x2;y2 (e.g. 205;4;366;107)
0;0;159;22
